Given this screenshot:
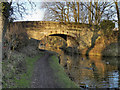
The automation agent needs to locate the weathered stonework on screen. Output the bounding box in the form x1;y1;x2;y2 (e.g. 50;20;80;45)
11;21;118;56
12;21;94;49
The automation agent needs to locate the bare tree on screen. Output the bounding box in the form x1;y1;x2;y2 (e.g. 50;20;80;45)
82;1;114;25
72;2;77;23
88;1;92;24
40;1;117;57
82;1;115;57
41;2;65;22
114;0;120;56
77;2;80;23
41;2;88;23
0;0;36;59
66;2;70;23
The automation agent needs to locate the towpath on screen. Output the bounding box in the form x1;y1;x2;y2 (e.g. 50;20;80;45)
30;52;60;88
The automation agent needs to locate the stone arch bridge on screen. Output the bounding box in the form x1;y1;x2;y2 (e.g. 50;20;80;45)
11;21;96;50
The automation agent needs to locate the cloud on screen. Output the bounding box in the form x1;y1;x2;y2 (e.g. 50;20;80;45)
23;9;45;21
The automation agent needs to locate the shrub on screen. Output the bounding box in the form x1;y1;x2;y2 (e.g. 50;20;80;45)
5;22;29;50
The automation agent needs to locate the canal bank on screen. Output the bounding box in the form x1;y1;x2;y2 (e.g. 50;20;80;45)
58;51;120;88
2;36;80;88
49;54;79;88
31;51;79;88
3;50;79;88
38;34;120;88
2;45;45;88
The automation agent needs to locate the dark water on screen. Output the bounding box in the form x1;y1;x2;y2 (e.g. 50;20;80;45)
59;52;120;88
39;36;120;88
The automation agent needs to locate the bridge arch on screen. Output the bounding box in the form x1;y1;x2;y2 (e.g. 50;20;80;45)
49;34;67;41
43;33;79;47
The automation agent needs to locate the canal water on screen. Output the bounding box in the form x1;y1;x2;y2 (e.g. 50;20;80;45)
39;36;120;88
59;52;120;88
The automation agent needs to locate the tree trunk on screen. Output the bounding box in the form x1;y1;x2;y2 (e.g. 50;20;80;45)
0;2;3;44
86;26;100;58
0;2;3;60
63;9;66;23
67;2;70;23
81;3;84;23
88;2;92;24
114;1;120;56
0;3;3;82
77;2;79;23
118;20;120;57
0;2;10;59
95;1;98;25
73;3;77;23
61;7;64;22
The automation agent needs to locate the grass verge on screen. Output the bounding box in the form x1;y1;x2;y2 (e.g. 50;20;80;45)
3;52;44;88
49;55;79;88
14;55;42;88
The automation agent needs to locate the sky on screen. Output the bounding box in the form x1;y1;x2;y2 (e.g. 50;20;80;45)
13;1;118;27
23;9;45;21
14;2;45;21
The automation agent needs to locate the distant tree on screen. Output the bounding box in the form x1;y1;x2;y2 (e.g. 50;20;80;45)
100;20;115;35
41;2;66;22
100;20;115;30
41;2;88;23
82;1;115;25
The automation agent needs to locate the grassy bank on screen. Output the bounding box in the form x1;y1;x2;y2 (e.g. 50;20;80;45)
2;39;45;88
3;52;44;88
49;55;79;88
14;54;43;88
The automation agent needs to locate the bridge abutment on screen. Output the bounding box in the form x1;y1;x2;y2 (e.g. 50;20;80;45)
66;36;78;48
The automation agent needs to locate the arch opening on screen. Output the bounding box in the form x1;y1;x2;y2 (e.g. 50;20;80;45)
49;34;79;46
49;34;67;41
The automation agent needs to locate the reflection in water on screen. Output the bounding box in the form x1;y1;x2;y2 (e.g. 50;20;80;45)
39;36;120;88
61;54;120;88
108;71;119;88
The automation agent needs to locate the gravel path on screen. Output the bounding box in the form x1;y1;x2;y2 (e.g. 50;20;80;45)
30;52;60;88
